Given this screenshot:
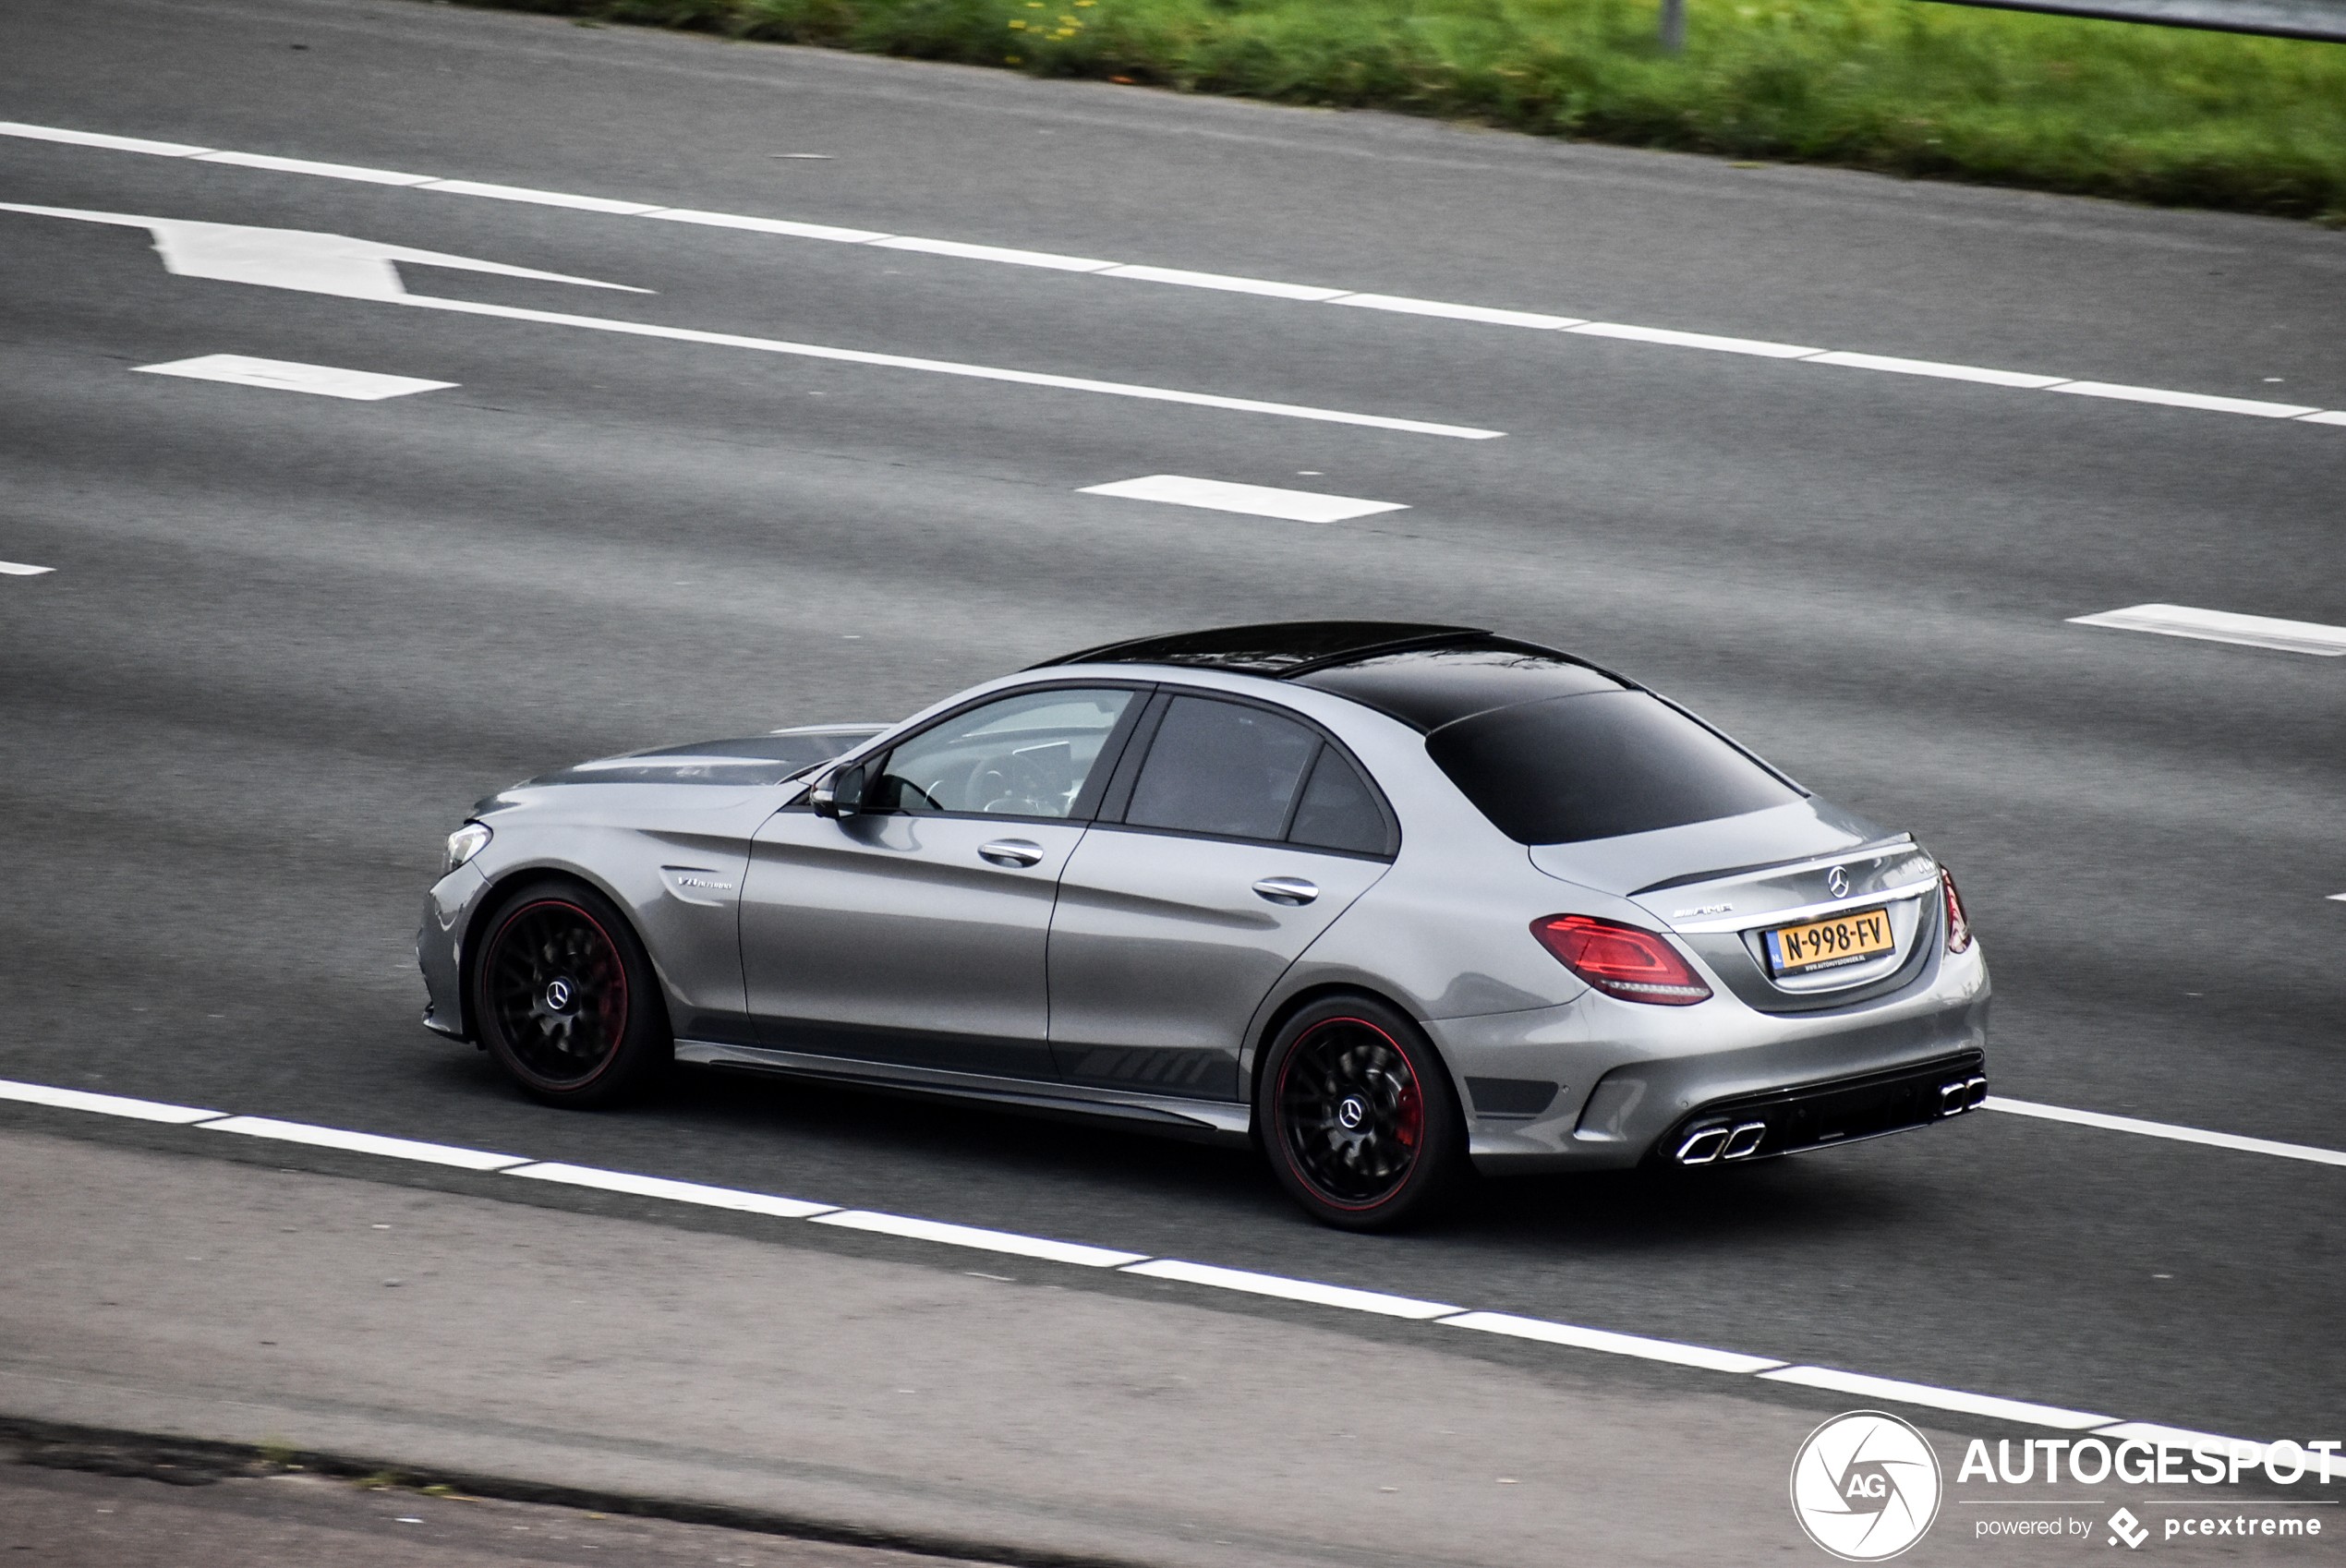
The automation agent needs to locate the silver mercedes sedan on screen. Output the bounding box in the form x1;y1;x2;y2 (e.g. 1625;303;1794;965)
418;622;1989;1229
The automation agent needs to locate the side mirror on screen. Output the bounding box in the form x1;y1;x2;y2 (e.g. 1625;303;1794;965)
811;761;868;820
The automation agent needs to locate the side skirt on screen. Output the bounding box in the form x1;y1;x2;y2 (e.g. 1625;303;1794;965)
672;1039;1254;1144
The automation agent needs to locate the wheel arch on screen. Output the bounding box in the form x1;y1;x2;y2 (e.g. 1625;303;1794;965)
1244;980;1452;1110
457;862;675;1046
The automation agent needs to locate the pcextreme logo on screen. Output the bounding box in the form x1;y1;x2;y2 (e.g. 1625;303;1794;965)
1791;1411;1945;1561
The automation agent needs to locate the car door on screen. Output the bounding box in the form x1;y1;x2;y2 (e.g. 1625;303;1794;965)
740;685;1143;1080
1046;693;1397;1101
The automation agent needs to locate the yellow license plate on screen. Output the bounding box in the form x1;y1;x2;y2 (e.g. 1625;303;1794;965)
1763;908;1895;975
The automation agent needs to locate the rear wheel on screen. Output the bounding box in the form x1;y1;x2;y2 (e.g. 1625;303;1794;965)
1257;996;1464;1231
473;881;669;1107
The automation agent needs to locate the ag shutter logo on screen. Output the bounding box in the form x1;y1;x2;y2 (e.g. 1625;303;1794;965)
1791;1411;1944;1561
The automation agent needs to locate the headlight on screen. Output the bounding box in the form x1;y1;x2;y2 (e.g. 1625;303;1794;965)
443;822;492;876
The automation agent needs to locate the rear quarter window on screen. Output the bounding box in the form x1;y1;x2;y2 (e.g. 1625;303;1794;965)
1425;691;1797;845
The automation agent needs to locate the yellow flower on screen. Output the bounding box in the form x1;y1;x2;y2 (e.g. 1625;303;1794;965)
1009;18;1024;25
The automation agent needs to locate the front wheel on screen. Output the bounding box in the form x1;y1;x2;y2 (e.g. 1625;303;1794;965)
473;880;670;1107
1257;997;1465;1231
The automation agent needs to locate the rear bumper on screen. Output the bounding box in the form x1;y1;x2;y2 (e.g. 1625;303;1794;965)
1657;1049;1986;1166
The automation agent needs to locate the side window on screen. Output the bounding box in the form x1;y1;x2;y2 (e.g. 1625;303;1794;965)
1287;747;1391;856
1125;696;1319;841
869;689;1134;818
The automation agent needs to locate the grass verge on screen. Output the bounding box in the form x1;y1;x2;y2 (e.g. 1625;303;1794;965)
458;0;2346;223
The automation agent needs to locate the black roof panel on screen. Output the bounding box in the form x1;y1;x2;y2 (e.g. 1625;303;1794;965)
1293;639;1628;731
1034;621;1481;676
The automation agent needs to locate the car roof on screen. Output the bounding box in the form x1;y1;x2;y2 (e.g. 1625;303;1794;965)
1033;621;1636;732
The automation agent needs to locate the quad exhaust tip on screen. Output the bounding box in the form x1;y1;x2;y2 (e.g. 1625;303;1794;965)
1939;1076;1988;1116
1675;1120;1768;1165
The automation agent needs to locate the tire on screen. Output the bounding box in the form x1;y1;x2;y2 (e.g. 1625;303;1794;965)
472;880;671;1108
1256;995;1465;1231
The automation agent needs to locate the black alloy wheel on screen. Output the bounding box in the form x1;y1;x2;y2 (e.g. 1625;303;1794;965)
1258;996;1464;1230
474;882;669;1107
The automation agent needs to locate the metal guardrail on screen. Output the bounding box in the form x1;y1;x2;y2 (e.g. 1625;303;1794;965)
1917;0;2346;42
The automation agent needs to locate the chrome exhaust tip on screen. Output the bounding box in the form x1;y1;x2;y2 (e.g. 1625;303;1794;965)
1940;1076;1989;1116
1720;1121;1768;1160
1675;1126;1730;1164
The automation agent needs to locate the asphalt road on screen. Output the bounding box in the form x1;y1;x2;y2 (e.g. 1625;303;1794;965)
3;0;2341;1460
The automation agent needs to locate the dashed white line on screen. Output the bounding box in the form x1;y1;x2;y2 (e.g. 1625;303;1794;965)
1441;1310;1784;1373
1984;1096;2346;1168
0;1074;2326;1457
7;116;2340;432
1;561;57;577
508;1161;838;1218
135;355;457;401
1081;474;1409;523
2065;604;2346;657
810;1209;1145;1267
1755;1366;2115;1429
1122;1259;1461;1320
199;1114;529;1171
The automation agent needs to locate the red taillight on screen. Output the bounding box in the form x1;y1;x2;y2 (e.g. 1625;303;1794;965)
1941;868;1973;954
1531;915;1711;1006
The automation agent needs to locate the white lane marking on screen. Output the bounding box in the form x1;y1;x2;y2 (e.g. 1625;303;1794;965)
2065;604;2346;657
0;1078;223;1123
1802;350;2072;390
417;179;662;216
811;1210;1145;1267
135;355;456;401
398;292;1504;439
646;208;889;244
194;151;432;186
1081;474;1409;523
0;203;648;301
507;1161;838;1218
1440;1310;1784;1374
1119;1260;1461;1320
0;1075;2293;1451
200;1115;529;1171
2329;893;2346;903
1;561;57;577
1758;1367;2116;1429
1984;1096;2346;1168
0;205;1496;439
2051;381;2319;419
1566;320;1822;358
5;119;2344;433
0;120;212;157
872;235;1114;271
1099;263;1349;301
1331;294;1586;330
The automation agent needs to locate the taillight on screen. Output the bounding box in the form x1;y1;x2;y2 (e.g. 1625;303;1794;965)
1941;868;1973;954
1531;914;1712;1006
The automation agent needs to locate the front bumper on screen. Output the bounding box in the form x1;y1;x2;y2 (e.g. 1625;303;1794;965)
416;862;488;1042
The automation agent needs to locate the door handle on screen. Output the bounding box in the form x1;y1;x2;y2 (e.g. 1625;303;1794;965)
1253;876;1319;906
978;838;1046;868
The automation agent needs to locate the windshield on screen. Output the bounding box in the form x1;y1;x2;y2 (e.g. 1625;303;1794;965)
1424;691;1799;845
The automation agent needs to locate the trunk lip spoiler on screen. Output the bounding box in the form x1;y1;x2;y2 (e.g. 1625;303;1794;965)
1626;833;1920;899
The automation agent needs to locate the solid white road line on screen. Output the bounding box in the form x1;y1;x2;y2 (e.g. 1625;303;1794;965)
2329;893;2346;903
1757;1367;2116;1429
1080;474;1409;523
811;1210;1146;1267
1440;1310;1784;1374
1119;1260;1461;1320
0;1079;222;1123
199;1115;530;1171
394;292;1506;439
507;1161;838;1218
135;355;457;401
1984;1096;2346;1169
8;117;2340;432
1;561;57;577
0;1077;2310;1451
2065;604;2346;657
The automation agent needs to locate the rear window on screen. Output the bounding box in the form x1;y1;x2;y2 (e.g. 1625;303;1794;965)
1424;692;1798;845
